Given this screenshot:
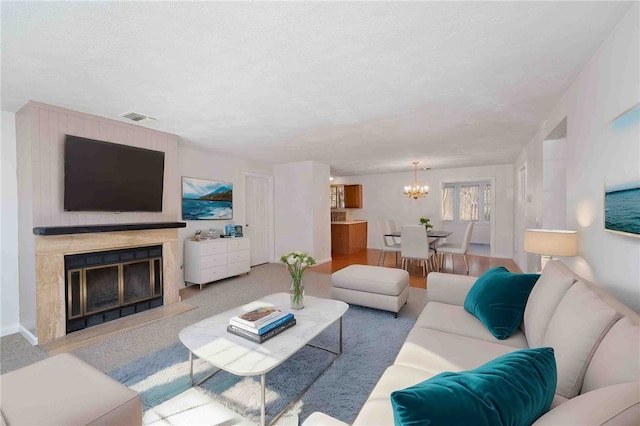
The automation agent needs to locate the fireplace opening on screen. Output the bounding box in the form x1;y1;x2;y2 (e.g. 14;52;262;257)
65;245;163;333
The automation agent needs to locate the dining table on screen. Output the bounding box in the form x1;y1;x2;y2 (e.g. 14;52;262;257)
384;229;453;271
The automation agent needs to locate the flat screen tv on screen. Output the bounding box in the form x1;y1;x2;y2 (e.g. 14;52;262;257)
64;135;165;212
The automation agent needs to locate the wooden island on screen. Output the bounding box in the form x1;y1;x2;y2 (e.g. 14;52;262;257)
331;221;368;255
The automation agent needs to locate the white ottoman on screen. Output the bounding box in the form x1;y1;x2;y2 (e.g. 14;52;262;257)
331;265;410;317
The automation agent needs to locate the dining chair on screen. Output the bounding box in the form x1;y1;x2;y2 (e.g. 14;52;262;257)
400;225;434;277
437;222;474;274
387;220;401;245
377;220;401;267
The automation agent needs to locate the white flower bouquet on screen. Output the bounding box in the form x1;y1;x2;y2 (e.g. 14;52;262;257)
280;251;316;309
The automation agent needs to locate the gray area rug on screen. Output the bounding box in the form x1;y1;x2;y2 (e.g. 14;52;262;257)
107;304;416;424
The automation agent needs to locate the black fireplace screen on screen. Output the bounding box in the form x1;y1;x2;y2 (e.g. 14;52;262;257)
65;245;163;333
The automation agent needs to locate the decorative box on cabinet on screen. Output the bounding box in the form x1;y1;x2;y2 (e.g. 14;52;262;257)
184;237;250;289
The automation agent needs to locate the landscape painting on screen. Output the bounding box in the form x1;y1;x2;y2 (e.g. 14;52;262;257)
605;180;640;237
182;177;233;220
604;103;640;237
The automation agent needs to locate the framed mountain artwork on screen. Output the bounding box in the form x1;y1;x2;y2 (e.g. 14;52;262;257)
182;176;233;220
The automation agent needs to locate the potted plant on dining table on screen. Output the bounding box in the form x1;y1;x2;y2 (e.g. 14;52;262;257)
419;217;434;230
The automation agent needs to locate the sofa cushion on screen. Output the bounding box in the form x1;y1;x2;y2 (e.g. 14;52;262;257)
523;261;575;347
352;365;436;426
542;281;620;398
415;301;528;348
582;317;640;393
395;327;517;373
425;272;477;306
533;382;640;425
390;348;556;426
464;267;540;340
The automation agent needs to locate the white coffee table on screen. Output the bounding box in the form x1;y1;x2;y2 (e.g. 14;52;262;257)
178;292;349;426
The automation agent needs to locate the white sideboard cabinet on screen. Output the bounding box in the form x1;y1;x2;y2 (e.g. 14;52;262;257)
184;237;250;289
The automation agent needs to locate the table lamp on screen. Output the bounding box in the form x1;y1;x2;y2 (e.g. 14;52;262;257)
524;229;578;270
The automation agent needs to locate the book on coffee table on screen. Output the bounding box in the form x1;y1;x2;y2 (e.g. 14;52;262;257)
229;312;294;335
227;318;296;343
231;306;283;328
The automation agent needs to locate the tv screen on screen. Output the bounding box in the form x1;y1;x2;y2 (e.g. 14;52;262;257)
64;135;165;212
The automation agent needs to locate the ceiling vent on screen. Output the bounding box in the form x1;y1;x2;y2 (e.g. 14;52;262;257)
119;112;157;122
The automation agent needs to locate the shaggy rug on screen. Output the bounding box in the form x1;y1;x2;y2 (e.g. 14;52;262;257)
108;304;416;424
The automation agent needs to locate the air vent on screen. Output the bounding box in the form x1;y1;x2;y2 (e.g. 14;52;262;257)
119;112;157;122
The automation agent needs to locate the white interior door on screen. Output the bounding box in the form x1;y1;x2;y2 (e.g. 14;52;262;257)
245;173;272;266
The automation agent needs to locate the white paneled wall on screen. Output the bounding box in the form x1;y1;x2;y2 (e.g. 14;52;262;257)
14;101;180;338
18;101;179;227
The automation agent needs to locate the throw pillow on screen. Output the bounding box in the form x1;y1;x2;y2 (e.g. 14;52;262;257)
390;347;557;426
464;266;540;339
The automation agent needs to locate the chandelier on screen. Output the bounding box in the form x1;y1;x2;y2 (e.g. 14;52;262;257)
404;161;429;199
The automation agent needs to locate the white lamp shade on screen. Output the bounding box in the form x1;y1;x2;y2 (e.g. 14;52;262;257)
524;229;578;257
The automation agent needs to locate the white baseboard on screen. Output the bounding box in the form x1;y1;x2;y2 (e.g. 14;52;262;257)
19;325;38;346
1;323;19;337
315;257;332;265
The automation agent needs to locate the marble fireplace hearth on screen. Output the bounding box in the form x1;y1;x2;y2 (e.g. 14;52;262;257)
31;224;184;345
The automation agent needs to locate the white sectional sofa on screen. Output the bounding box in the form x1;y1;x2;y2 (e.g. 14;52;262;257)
305;260;640;425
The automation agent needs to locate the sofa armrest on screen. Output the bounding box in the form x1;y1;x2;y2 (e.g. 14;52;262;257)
426;272;477;306
302;412;349;426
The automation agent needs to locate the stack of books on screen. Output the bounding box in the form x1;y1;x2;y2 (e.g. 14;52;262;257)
227;306;296;343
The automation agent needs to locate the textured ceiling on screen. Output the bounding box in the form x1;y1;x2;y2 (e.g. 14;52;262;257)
1;2;632;176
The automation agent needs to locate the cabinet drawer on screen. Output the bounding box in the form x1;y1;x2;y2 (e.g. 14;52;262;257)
201;240;227;255
201;265;228;283
228;238;250;252
201;253;227;268
228;260;250;276
228;249;249;264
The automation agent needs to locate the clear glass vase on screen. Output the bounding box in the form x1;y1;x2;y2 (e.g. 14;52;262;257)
290;278;304;310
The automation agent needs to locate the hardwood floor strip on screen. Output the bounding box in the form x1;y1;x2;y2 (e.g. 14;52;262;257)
310;249;521;289
41;301;196;355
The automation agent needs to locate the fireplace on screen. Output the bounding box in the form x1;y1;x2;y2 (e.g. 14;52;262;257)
64;245;164;333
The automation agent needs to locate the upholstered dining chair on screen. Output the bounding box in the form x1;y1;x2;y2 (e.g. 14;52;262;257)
377;220;401;266
400;225;434;277
437;222;474;274
387;220;402;245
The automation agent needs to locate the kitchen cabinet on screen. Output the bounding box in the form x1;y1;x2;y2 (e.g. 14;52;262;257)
331;221;367;254
344;184;363;208
331;184;362;209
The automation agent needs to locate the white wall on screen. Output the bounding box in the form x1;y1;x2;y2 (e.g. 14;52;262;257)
542;138;567;229
177;146;273;288
274;161;331;264
1;111;19;336
517;4;640;311
312;162;332;263
335;163;514;258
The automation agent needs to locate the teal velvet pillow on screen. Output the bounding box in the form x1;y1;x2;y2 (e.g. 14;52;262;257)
390;347;557;426
464;266;539;339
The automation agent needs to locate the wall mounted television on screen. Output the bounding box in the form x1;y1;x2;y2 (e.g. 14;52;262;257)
64;135;165;212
